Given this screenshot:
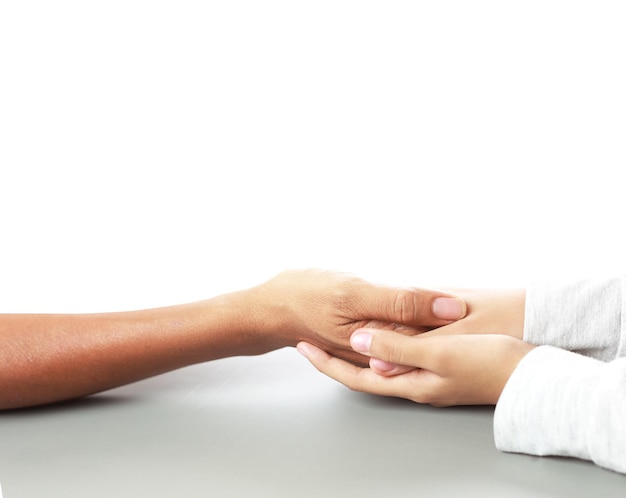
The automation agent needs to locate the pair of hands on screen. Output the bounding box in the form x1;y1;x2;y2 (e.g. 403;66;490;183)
255;271;534;406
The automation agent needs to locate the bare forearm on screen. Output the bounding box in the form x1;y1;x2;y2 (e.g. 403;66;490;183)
0;290;270;409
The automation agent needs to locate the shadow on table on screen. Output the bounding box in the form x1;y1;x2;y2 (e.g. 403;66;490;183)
0;393;137;417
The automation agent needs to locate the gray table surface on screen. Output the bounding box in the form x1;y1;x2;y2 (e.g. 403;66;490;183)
1;348;624;497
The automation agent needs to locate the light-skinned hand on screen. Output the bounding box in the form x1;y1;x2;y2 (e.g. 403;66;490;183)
297;327;535;406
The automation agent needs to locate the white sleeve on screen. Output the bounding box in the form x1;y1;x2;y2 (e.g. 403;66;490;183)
494;276;626;473
494;346;626;474
523;277;623;361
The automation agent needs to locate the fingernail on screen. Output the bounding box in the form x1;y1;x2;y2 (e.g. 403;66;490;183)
432;297;466;320
370;358;396;372
351;332;372;353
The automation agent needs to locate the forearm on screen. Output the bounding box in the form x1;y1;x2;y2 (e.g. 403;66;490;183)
0;289;273;410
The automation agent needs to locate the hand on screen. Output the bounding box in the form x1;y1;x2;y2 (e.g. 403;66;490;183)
297;328;535;406
368;288;526;375
249;269;467;365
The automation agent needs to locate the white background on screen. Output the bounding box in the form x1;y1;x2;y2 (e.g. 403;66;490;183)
1;1;625;313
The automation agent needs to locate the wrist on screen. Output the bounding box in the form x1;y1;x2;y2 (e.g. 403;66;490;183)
459;288;526;340
493;338;536;404
236;284;292;351
193;288;283;358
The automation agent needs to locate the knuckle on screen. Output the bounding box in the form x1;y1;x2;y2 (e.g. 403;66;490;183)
328;281;360;312
410;376;449;406
391;289;422;324
344;375;365;393
370;331;408;365
412;388;436;405
386;339;409;366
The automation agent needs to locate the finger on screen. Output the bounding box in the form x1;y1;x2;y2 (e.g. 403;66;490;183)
296;341;409;397
320;347;371;367
369;357;417;377
355;284;466;327
350;328;444;372
360;320;426;338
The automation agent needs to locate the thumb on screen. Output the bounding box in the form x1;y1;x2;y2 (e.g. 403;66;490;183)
350;328;443;372
358;285;467;327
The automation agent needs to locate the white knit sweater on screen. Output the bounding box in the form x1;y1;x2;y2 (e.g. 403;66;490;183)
494;277;626;474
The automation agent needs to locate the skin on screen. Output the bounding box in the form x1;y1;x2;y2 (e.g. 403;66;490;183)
0;269;466;410
368;288;527;375
297;288;535;406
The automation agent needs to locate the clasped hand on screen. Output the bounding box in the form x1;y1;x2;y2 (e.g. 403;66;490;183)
297;288;535;406
251;269;467;365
